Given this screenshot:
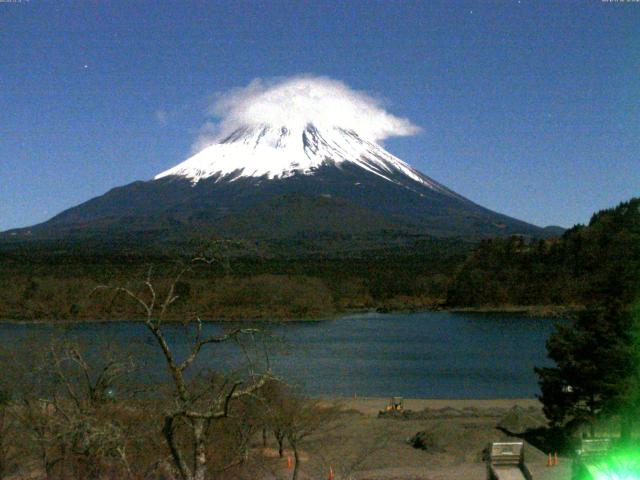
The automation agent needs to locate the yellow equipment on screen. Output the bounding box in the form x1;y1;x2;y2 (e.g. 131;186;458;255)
385;396;404;412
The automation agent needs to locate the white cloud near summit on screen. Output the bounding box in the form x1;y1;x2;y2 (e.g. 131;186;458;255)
193;76;420;151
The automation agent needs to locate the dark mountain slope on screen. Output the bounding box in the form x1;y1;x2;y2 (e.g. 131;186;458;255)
2;124;548;242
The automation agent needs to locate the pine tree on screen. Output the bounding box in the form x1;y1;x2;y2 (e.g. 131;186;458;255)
536;298;639;440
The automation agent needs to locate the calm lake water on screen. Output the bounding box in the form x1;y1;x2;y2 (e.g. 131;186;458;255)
0;311;559;399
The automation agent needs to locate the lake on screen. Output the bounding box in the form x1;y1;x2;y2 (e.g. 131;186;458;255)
0;311;559;399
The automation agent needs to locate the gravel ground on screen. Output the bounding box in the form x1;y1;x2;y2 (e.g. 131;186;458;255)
256;397;572;480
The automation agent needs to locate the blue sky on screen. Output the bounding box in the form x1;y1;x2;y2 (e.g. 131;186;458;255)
1;0;638;231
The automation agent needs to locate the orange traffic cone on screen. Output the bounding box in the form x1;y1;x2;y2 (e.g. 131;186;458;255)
328;465;334;480
287;456;293;470
547;452;553;467
554;452;558;466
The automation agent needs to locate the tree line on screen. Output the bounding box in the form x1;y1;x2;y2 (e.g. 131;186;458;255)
0;265;337;480
532;199;640;444
0;238;470;321
2;198;639;320
447;197;640;309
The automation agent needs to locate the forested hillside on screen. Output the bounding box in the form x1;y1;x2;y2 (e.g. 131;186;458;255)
0;236;471;321
447;198;640;308
1;198;637;321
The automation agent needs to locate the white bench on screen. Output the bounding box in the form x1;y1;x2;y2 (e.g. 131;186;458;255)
487;442;533;480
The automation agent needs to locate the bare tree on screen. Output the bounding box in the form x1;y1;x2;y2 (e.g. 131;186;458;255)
8;338;139;480
18;397;61;478
259;380;335;480
0;388;12;480
285;397;327;480
98;262;271;480
258;380;288;458
49;340;137;479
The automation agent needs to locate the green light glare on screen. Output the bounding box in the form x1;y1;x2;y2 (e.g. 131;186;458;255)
584;450;640;480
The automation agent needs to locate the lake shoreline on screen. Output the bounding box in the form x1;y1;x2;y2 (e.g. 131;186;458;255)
0;304;577;324
0;311;555;399
320;396;541;415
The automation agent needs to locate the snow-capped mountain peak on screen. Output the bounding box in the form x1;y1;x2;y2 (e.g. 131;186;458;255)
154;123;448;194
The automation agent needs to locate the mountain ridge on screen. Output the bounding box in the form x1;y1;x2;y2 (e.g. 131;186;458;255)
2;122;551;242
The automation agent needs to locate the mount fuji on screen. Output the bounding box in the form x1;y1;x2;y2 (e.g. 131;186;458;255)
4;121;547;242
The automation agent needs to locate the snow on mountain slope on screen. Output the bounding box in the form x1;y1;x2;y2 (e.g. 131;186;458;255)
0;76;549;241
155;123;453;196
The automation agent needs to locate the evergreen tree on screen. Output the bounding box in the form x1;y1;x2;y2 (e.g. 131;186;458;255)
535;304;635;437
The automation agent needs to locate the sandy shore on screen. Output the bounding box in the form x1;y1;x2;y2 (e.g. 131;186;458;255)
328;396;542;415
258;397;571;480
